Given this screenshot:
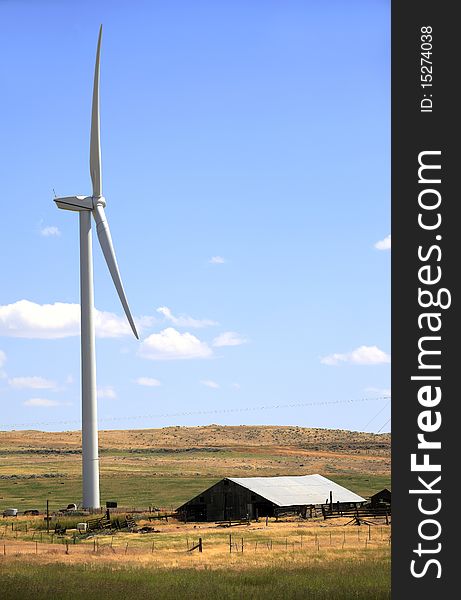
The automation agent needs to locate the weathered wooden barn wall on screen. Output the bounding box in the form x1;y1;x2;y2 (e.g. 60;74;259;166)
179;479;274;521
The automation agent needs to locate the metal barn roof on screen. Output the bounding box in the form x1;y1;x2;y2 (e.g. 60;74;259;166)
228;475;365;506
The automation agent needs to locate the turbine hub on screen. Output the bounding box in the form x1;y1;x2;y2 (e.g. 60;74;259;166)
93;195;106;208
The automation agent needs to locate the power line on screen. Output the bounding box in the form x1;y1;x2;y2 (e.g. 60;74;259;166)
2;395;391;429
363;400;390;430
377;417;391;433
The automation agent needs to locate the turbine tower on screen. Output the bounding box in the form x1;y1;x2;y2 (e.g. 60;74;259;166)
54;25;138;509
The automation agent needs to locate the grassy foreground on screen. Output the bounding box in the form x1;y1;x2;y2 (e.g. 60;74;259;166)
1;559;390;600
0;516;391;599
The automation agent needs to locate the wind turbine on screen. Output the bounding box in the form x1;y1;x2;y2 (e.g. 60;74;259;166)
54;25;138;509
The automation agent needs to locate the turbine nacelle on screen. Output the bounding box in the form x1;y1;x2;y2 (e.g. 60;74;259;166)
54;195;94;212
54;195;106;212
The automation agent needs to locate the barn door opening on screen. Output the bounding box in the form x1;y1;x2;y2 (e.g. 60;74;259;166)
253;501;274;517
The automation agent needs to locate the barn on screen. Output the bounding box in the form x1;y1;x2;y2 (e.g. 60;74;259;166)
369;488;391;508
177;474;366;522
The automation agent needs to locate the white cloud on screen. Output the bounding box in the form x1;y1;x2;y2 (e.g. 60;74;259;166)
24;398;60;408
97;386;117;399
0;349;6;378
212;331;248;347
139;327;213;360
8;376;58;390
135;377;161;387
0;300;136;339
40;225;61;237
209;256;226;264
94;309;135;338
136;315;158;329
321;345;391;366
156;306;217;328
374;234;391;250
231;382;241;390
200;379;219;389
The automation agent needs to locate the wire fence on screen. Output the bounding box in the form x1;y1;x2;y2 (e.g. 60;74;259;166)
0;521;392;560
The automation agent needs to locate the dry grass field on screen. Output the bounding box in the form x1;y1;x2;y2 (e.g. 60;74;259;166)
0;515;391;565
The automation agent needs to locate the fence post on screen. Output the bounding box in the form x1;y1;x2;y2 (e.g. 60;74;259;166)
241;537;244;553
198;538;202;553
229;534;232;554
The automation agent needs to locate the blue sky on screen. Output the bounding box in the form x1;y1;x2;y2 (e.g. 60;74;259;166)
0;0;390;433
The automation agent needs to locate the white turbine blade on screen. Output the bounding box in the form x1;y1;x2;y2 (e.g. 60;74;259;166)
92;205;139;339
90;25;103;198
